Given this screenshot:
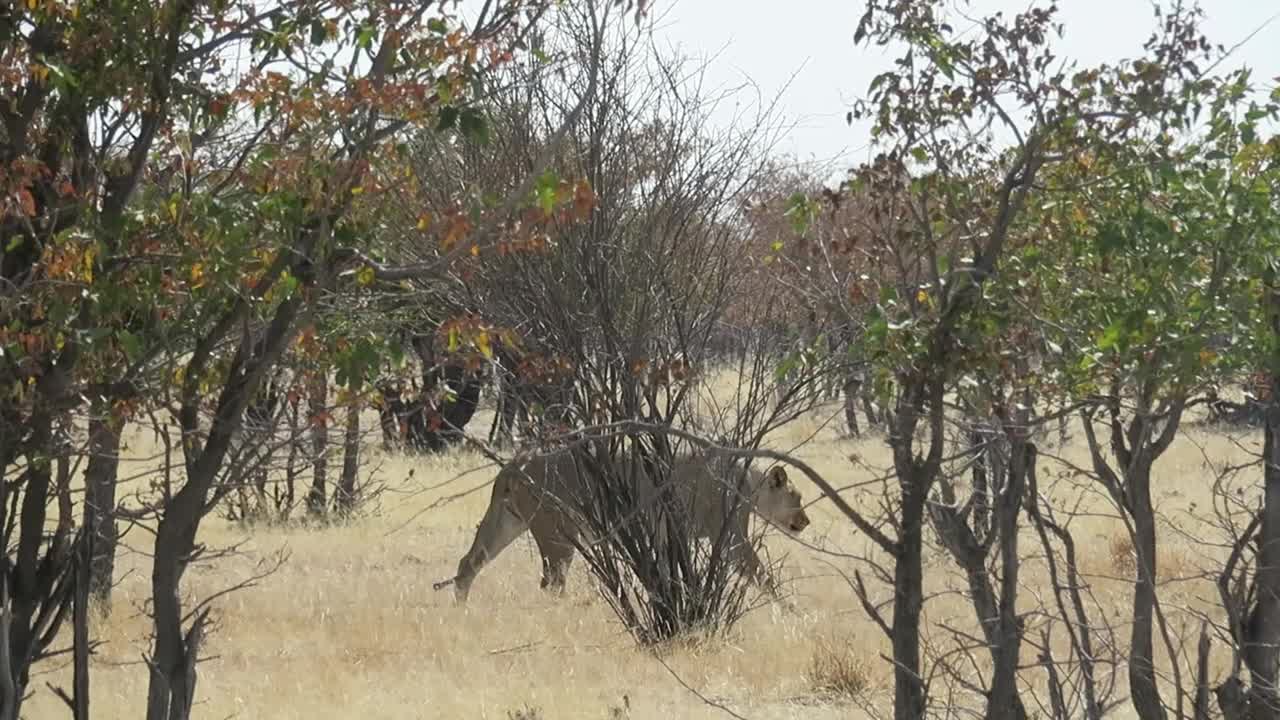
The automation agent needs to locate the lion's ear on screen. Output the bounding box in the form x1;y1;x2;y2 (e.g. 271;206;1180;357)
766;466;787;489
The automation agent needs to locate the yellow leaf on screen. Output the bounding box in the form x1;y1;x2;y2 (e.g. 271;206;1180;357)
476;331;492;359
416;213;431;231
82;245;96;282
356;266;375;287
190;263;205;287
351;186;364;195
916;289;929;303
469;244;479;257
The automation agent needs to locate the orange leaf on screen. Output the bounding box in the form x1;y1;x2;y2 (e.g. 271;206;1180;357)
16;189;35;217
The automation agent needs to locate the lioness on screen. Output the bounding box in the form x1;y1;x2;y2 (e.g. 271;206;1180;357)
433;451;811;604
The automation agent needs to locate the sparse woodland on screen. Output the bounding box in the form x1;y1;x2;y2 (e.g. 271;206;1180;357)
1;0;1278;718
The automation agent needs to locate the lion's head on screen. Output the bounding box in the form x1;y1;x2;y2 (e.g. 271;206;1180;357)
755;466;810;535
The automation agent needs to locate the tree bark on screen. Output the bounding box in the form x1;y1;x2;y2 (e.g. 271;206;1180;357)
147;288;307;720
1242;365;1280;720
306;371;329;515
985;442;1032;720
284;397;302;514
843;375;862;437
929;432;1029;720
145;517;201;720
893;481;927;720
72;530;90;720
337;391;360;514
1127;457;1167;720
83;402;122;605
4;409;56;719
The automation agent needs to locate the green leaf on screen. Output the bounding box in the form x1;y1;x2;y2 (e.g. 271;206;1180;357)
1097;322;1123;351
436;77;454;105
774;353;800;383
276;270;300;300
435;106;459;132
117;330;142;362
535;169;560;213
783;192;817;234
427;17;448;34
459;109;490;144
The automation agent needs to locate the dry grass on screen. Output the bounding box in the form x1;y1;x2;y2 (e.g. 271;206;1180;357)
807;636;871;700
21;394;1264;719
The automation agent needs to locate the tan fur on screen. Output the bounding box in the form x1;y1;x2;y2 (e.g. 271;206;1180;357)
434;451;811;604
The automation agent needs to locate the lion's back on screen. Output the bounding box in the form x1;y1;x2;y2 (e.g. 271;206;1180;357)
495;451;752;539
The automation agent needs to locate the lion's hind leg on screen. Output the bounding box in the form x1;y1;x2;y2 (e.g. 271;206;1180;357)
531;528;575;596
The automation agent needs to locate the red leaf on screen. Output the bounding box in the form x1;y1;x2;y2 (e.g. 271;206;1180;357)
16;189;35;217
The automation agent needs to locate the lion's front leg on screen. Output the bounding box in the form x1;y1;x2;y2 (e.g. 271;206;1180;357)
732;539;779;596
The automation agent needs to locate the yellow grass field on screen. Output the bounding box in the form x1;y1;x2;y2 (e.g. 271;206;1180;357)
23;395;1263;719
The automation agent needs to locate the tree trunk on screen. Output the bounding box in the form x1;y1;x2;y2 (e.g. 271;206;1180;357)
146;517;205;720
147;292;307;718
377;382;404;451
971;425;992;541
72;530;90;720
893;481;927;720
306;371;329;515
4;412;54;719
843;375;861;437
1242;366;1280;720
929;430;1028;720
1127;457;1168;720
440;366;482;437
337;392;360;514
985;442;1032;720
83;403;122;606
284;397;302;515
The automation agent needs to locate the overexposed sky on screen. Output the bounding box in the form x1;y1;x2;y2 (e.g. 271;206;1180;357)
653;1;1279;169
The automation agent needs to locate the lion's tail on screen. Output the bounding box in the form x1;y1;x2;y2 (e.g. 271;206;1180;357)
432;577;456;591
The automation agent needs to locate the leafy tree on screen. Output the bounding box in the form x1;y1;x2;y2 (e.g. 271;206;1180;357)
782;3;1261;719
1;0;629;715
1021;41;1279;718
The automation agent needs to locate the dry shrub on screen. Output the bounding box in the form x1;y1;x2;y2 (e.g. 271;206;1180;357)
607;695;632;719
568;443;771;646
508;705;544;720
1158;543;1194;581
1106;529;1195;581
808;637;871;699
1109;531;1136;575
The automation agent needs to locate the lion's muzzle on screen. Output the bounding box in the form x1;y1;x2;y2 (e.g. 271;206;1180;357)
789;513;811;533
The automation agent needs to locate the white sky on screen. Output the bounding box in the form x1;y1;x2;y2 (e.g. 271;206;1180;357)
652;1;1280;170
